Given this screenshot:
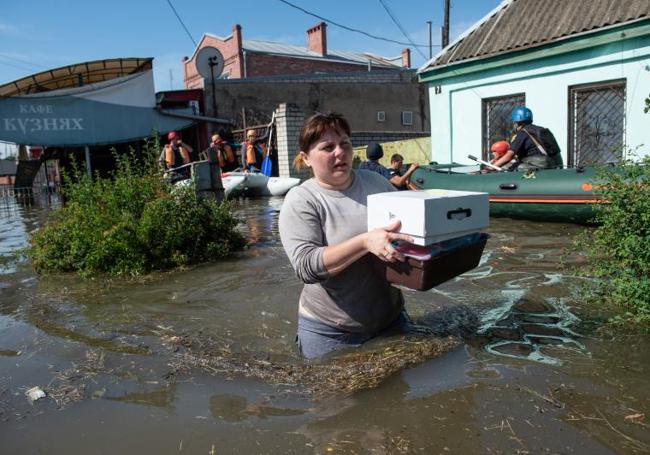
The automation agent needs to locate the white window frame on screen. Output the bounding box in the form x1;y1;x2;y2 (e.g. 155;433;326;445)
401;111;413;126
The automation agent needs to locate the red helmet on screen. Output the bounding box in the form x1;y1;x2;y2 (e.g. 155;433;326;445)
490;140;509;157
167;131;178;141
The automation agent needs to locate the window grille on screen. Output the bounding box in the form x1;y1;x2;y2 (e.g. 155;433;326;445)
481;93;525;160
401;111;413;126
568;79;626;166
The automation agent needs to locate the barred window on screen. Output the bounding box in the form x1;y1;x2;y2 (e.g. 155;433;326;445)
481;94;525;160
568;79;626;166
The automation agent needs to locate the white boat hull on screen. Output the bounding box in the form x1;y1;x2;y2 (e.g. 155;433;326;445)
221;175;246;197
223;172;300;197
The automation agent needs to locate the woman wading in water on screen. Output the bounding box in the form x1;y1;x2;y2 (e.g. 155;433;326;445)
279;112;415;359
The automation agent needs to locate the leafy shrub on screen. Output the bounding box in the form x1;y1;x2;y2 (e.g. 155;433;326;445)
29;143;245;277
573;154;650;331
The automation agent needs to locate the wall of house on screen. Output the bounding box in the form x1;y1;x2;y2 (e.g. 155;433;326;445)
426;34;650;164
206;74;430;132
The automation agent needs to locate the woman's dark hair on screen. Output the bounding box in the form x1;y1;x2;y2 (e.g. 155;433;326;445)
294;112;351;170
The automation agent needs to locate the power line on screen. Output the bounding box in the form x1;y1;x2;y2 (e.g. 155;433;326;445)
0;52;46;70
165;0;197;47
277;0;438;49
378;0;428;60
0;58;35;72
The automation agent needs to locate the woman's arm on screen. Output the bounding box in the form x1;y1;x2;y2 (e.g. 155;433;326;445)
322;219;413;276
279;191;413;283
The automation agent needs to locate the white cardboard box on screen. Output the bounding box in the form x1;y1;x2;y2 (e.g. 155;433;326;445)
367;189;489;245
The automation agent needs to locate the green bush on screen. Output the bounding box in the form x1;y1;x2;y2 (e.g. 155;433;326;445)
29;144;245;277
573;154;650;331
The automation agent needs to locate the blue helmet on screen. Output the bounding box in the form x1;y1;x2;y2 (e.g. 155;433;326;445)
511;107;533;124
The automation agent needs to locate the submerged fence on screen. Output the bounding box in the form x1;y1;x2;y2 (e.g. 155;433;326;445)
0;184;61;209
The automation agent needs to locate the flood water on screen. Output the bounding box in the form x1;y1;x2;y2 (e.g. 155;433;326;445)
0;195;648;454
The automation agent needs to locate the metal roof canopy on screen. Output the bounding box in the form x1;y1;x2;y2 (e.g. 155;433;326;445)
418;0;650;74
0;57;153;98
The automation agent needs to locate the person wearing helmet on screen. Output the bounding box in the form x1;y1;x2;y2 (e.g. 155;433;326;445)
490;140;509;162
491;107;563;171
160;131;192;171
481;140;514;173
359;142;419;188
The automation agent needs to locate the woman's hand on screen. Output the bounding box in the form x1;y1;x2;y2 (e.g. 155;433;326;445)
365;219;414;263
321;219;414;276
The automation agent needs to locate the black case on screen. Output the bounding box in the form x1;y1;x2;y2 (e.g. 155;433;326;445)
372;234;488;291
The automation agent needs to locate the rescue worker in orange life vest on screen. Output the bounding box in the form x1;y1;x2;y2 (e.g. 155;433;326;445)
241;129;267;172
203;133;238;172
161;131;192;169
160;131;193;180
491;107;563;171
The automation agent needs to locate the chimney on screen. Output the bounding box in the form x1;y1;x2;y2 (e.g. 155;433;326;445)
233;24;242;47
307;22;327;56
232;24;244;78
401;48;411;68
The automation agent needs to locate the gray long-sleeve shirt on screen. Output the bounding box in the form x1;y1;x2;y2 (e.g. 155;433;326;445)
278;170;404;333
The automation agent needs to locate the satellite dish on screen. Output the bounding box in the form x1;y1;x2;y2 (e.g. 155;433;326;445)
196;46;224;80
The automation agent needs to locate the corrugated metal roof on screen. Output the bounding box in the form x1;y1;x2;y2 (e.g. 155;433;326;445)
0;58;153;98
420;0;650;72
242;39;401;67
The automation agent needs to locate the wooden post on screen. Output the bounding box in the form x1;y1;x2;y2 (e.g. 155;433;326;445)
84;146;92;177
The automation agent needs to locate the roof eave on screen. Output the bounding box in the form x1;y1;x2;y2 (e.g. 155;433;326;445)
418;20;650;83
417;0;513;74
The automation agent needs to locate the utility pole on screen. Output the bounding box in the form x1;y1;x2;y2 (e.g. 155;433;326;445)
208;56;219;117
427;21;433;58
442;0;450;48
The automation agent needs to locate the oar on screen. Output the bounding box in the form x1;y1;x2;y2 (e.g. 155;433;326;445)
261;113;275;177
467;154;503;172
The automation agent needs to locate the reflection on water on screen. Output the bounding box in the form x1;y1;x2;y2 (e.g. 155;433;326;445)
0;196;648;454
478;296;587;365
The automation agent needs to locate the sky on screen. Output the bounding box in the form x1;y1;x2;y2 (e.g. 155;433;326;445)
0;0;504;157
0;0;503;91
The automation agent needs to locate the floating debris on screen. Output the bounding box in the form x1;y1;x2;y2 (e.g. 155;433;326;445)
167;334;461;399
25;386;46;403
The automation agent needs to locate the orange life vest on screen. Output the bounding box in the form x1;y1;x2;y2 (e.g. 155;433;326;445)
164;144;190;169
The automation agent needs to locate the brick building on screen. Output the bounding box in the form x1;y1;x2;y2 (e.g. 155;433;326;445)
208;70;429;136
183;22;410;88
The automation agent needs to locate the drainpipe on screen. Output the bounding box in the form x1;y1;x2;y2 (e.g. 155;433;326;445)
242;50;247;78
447;91;453;165
367;59;372;72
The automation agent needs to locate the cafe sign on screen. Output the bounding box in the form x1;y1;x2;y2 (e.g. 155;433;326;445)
0;71;192;146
